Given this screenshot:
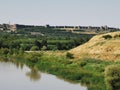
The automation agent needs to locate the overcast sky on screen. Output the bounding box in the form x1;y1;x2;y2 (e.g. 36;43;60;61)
0;0;120;27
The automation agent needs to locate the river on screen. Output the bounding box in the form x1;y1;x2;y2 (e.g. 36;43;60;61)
0;61;87;90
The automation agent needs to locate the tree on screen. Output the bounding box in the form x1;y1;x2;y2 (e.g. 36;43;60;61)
56;42;62;50
41;39;47;47
19;47;25;55
34;40;41;49
0;40;3;48
25;52;43;63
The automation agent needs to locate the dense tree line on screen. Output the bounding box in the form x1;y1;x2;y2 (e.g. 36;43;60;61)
0;27;95;55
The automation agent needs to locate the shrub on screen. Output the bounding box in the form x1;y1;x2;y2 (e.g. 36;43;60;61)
102;35;112;39
105;65;120;90
25;52;43;63
0;48;9;55
30;46;39;51
66;52;74;59
41;46;47;51
79;61;87;67
113;34;120;38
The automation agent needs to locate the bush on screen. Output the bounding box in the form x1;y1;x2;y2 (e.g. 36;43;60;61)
79;61;87;67
105;65;120;90
113;34;120;38
25;52;43;63
66;52;74;59
102;35;112;39
41;46;47;51
30;46;39;51
0;48;9;55
47;45;57;50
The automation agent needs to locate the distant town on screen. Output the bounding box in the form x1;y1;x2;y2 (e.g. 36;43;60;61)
0;23;119;32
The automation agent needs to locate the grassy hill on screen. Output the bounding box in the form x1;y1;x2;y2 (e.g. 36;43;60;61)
69;31;120;61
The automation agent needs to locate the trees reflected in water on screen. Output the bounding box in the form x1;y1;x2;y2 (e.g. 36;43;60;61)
0;60;41;82
26;68;41;82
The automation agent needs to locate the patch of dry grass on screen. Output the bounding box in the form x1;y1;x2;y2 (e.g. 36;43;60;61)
69;31;120;61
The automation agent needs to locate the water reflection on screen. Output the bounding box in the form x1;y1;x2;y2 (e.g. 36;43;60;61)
0;59;107;90
0;60;87;90
0;59;41;82
15;61;24;69
26;68;41;81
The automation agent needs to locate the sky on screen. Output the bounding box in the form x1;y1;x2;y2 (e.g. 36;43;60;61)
0;0;120;28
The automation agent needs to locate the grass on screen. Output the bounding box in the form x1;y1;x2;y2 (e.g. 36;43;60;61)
17;52;120;90
70;31;120;61
0;51;120;90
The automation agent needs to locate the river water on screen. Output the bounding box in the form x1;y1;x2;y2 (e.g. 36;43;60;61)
0;62;87;90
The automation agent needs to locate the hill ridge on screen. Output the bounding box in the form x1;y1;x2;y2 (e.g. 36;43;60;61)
69;31;120;61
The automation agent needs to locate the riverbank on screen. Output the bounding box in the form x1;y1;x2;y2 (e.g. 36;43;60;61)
0;51;120;90
9;51;119;90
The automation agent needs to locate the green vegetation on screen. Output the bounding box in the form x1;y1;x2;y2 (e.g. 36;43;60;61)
105;65;120;90
10;52;119;90
0;26;94;52
0;28;120;90
0;49;120;90
30;46;39;51
66;52;74;59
